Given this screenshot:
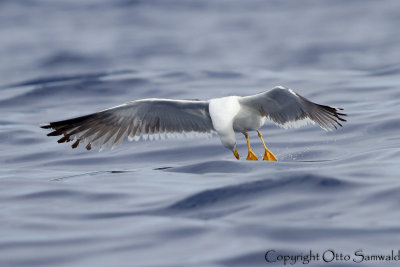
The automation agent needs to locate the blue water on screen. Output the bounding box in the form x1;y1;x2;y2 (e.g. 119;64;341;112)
1;0;400;266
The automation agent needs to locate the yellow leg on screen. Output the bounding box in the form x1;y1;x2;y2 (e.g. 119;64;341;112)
243;132;258;161
257;130;277;161
232;146;240;160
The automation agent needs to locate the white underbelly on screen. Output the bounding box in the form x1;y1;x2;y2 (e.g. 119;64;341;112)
209;96;266;133
209;96;241;133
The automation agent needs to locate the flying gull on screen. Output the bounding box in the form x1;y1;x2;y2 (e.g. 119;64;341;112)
41;86;346;160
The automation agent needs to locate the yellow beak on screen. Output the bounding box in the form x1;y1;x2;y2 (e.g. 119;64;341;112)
233;147;240;160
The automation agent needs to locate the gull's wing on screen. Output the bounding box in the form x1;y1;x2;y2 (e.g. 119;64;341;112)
240;86;346;130
41;99;214;150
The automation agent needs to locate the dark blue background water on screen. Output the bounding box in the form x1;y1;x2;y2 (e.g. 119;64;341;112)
1;1;400;266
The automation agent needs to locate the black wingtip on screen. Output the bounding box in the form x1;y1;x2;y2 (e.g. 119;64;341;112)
40;124;52;129
47;130;63;136
71;139;80;149
318;104;348;129
57;135;71;143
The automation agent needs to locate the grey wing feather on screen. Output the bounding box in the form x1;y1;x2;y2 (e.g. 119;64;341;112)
41;99;214;150
240;86;347;130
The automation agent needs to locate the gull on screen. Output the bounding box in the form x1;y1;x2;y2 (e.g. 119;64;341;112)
41;86;346;161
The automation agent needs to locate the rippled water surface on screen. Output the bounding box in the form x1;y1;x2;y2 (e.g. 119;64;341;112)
1;0;400;266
